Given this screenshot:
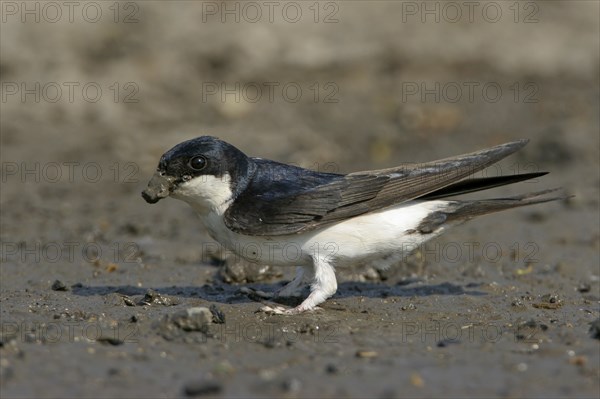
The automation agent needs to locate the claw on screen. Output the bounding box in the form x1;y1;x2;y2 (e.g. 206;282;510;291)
258;305;289;315
257;304;322;315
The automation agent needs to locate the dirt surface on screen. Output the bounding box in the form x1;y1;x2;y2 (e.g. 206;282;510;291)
1;1;599;398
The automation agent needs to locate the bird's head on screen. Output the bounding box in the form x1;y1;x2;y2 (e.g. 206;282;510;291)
142;136;252;212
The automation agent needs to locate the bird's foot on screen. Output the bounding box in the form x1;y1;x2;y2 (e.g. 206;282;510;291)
258;304;322;315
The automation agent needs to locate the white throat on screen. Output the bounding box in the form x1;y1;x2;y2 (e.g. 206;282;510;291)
171;173;234;215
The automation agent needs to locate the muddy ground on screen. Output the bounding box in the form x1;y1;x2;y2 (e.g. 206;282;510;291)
1;1;599;398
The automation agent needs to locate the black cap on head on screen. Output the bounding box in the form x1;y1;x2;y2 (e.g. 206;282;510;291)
142;136;254;203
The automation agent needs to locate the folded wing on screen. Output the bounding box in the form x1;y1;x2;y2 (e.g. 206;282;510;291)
224;140;532;236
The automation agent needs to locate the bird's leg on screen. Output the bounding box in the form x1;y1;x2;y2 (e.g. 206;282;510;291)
257;267;313;314
260;255;337;315
258;256;335;315
275;266;312;297
240;266;311;302
287;255;337;313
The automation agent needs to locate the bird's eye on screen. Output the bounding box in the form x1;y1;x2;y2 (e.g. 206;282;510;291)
188;155;207;171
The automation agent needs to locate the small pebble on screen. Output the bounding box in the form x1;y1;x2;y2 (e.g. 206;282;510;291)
183;380;222;397
541;293;560;303
356;350;378;358
213;361;234;375
577;283;591;293
533;293;563;309
209;304;225;324
97;337;124;346
106;263;118;273
569;356;587;366
123;296;136;306
511;298;526;308
437;339;460;347
51;280;68;291
589;318;600;339
410;372;424;388
157;307;213;341
172;308;213;332
325;364;338;374
282;378;301;393
138;289;178;306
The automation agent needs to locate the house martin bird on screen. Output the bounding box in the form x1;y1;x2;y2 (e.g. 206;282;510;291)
142;136;564;314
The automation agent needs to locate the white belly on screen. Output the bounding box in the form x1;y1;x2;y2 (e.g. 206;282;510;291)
199;200;449;268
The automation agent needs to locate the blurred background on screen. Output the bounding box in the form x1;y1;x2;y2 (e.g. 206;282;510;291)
1;0;598;264
2;0;598;167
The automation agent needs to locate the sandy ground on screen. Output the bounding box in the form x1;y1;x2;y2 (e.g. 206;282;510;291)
1;1;599;398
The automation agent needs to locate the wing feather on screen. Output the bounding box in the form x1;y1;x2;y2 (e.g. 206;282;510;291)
224;140;530;235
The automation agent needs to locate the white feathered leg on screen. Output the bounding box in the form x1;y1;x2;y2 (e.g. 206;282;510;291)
259;257;337;315
289;255;337;313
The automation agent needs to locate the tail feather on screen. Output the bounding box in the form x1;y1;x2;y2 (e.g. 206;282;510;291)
419;172;548;200
448;188;568;218
417;189;569;234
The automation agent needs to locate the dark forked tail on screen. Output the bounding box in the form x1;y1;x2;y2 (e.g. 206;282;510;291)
417;189;568;234
419;172;548;200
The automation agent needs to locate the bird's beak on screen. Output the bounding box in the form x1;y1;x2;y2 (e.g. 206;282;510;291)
141;172;177;204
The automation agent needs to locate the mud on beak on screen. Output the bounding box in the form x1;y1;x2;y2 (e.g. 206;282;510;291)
141;172;178;204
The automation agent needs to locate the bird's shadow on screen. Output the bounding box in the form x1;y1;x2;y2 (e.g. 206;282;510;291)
70;280;486;306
